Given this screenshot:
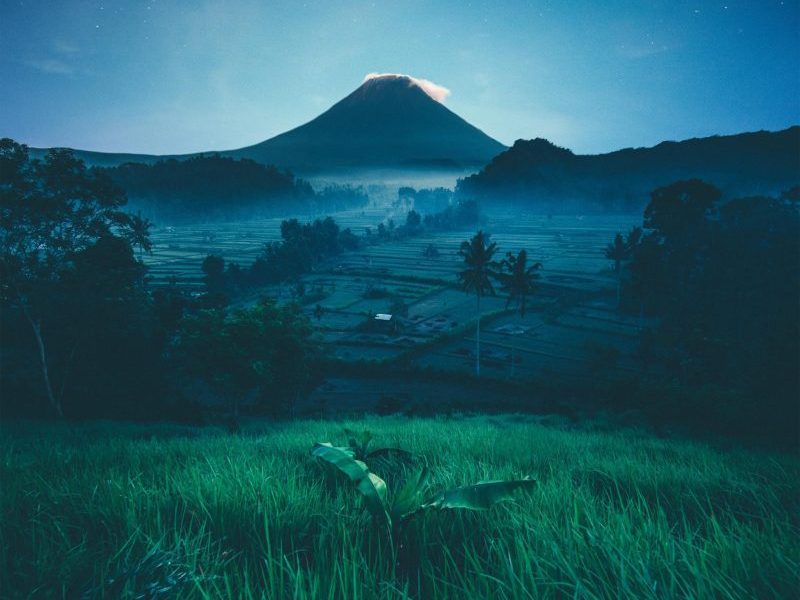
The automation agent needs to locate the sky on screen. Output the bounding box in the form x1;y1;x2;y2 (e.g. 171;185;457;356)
1;0;798;156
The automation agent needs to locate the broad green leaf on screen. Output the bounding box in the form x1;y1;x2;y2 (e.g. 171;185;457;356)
358;472;389;520
312;442;389;522
421;478;536;512
312;442;362;477
343;428;373;458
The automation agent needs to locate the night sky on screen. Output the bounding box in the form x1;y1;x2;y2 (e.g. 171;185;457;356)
1;0;798;155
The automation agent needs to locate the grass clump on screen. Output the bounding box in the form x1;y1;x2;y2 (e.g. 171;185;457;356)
1;416;798;598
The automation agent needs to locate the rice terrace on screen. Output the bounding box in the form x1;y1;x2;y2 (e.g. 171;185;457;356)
1;2;799;599
143;210;644;381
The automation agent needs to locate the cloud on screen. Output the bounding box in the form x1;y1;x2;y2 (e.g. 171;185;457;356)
24;58;74;75
363;72;451;103
53;41;80;55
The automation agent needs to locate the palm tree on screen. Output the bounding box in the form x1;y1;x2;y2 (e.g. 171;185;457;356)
498;249;542;318
457;231;499;376
605;233;627;273
605;227;642;308
126;212;153;260
605;233;627;306
498;249;541;377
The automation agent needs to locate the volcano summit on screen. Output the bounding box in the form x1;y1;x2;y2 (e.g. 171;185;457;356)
227;74;507;170
30;74;506;171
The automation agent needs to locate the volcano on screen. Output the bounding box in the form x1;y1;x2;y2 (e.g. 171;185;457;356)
226;74;506;169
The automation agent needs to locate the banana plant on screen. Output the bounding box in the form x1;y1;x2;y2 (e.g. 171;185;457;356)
312;441;536;529
312;442;390;522
342;428;414;462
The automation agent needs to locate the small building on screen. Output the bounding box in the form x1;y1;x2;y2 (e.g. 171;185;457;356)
373;313;400;333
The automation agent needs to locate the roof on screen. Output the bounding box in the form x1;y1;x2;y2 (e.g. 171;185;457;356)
374;313;393;321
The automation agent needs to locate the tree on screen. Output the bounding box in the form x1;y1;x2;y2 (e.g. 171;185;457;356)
202;255;225;290
0;139;139;417
498;249;541;318
605;233;627;275
457;231;499;376
405;210;421;228
338;227;360;250
60;235;160;418
605;226;641;307
174;299;318;418
123;212;153;259
643;179;719;240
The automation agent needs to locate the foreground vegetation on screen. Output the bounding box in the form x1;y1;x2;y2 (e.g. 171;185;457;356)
2;417;798;598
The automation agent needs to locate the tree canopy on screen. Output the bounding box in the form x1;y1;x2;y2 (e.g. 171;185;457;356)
0;139;154;417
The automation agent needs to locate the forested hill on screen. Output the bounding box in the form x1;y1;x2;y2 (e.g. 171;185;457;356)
104;155;367;221
457;127;800;212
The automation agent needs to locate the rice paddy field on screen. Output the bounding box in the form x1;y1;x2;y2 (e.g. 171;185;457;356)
144;210;648;385
2;417;798;598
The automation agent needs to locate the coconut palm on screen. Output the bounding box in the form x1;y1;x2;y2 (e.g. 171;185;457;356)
125;212;153;260
457;231;500;376
605;233;627;273
605;227;642;307
498;249;541;318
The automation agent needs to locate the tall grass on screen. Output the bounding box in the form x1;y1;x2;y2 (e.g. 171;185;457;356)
1;416;798;598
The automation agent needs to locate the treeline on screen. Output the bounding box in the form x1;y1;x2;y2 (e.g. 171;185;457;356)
105;155;369;221
609;180;799;442
457;128;800;213
1;141;319;420
199;197;481;302
200;216;359;304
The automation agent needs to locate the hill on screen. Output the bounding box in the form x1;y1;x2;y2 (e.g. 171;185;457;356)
457;127;800;211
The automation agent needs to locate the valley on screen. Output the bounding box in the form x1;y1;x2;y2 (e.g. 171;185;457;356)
143;209;649;413
3;4;798;593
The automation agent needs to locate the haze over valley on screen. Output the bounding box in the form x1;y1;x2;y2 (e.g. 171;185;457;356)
2;2;799;598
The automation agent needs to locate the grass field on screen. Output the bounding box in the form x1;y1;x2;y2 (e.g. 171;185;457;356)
2;417;798;598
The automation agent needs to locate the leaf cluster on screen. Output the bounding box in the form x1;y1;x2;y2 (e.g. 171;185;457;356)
312;431;536;530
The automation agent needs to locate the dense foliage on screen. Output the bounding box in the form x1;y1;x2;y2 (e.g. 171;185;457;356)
0;141;320;420
615;180;799;441
172;300;319;418
0;139;161;418
105;155;368;221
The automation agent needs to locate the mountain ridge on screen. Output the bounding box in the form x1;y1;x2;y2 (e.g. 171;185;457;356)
456;126;800;211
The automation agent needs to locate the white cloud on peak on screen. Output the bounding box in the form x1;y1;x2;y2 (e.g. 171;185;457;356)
363;72;451;103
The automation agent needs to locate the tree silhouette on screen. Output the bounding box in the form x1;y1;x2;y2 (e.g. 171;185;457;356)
457;231;499;376
605;226;642;307
0;140;137;417
643;179;719;239
123;212;153;259
605;234;627;274
202;255;226;296
498;249;541;318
